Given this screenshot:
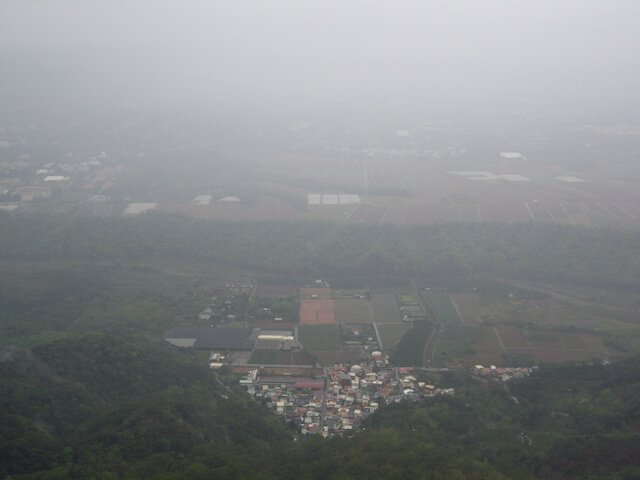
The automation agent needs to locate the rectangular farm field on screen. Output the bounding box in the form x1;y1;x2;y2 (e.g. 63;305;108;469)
298;325;342;351
335;299;372;323
299;299;336;325
449;293;482;324
254;283;296;297
460;326;504;366
371;294;401;323
426;292;462;324
433;325;480;364
400;294;419;304
495;326;529;348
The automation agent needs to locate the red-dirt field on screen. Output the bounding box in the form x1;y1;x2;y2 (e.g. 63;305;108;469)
299;299;336;324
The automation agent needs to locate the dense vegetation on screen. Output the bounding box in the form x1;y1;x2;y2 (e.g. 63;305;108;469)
1;212;640;292
2;213;640;479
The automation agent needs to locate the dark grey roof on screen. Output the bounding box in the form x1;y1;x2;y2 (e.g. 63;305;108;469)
164;327;254;350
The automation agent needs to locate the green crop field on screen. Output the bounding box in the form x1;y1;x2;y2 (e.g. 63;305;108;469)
433;324;480;364
426;292;462;324
400;294;418;304
298;324;342;351
390;320;434;367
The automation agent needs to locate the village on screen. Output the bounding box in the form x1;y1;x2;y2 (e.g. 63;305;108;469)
236;358;533;437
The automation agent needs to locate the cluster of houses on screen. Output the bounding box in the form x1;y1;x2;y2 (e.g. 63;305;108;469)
0;151;123;206
241;372;327;435
239;358;457;437
473;364;536;382
198;290;251;325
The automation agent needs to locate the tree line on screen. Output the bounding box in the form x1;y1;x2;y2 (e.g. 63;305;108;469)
1;212;640;291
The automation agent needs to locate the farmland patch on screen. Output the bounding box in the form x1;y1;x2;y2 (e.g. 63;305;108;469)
254;283;296;297
371;294;402;323
450;293;482;324
335;299;372;324
426;292;462;324
376;323;412;350
299;299;336;325
299;287;332;298
390;320;434;367
433;324;480;365
298;325;341;351
460;326;504;366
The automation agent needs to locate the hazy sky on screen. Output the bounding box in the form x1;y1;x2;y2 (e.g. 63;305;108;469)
2;0;640;116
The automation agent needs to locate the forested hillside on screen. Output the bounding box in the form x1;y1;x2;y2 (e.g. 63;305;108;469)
2;331;640;479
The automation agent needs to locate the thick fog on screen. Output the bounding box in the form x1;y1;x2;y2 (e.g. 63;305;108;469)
1;0;640;118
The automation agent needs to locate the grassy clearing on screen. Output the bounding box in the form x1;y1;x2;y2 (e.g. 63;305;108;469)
426;292;462;324
298;324;342;351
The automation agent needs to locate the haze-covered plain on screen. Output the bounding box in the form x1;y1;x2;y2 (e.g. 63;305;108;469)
0;0;640;226
2;1;640;225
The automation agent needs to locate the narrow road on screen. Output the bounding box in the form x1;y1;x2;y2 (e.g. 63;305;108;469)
493;326;506;351
244;284;256;327
412;279;441;367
